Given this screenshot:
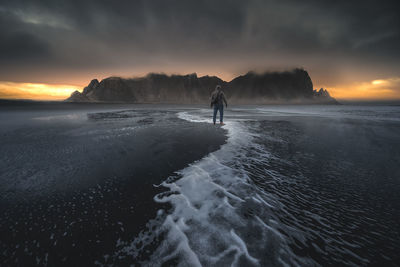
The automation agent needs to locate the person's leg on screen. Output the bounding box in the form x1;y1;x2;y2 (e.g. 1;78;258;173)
219;105;224;123
213;105;218;124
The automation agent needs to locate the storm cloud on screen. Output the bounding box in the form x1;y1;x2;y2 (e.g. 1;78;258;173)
0;0;399;86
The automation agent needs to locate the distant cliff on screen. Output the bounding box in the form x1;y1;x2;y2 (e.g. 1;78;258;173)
66;69;338;104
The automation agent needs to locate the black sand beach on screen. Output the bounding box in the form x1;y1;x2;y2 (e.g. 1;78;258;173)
0;104;226;266
1;103;400;266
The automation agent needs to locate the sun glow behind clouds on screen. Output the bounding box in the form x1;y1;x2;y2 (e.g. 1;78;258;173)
371;80;387;85
327;77;400;100
0;81;81;100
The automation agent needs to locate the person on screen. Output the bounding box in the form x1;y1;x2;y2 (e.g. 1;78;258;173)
210;85;228;125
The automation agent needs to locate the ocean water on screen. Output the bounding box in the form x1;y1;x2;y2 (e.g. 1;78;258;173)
1;103;399;266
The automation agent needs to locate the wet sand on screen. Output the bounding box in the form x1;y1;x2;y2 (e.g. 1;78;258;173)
0;105;227;266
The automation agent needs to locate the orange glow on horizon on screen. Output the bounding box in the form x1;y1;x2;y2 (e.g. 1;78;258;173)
0;81;82;100
1;76;399;101
319;77;400;100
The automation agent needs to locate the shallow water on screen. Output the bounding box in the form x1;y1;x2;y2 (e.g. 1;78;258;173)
0;103;226;266
1;103;399;266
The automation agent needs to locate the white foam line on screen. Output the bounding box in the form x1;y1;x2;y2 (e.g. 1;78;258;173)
175;157;246;204
254;193;274;208
192;159;226;175
206;246;238;264
118;109;309;266
214;183;245;203
162;215;202;267
254;216;284;240
230;229;260;265
180;166;244;204
155;191;199;215
192;166;244;202
223;196;235;209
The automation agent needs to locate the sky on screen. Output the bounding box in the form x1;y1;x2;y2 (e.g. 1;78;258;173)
0;0;399;100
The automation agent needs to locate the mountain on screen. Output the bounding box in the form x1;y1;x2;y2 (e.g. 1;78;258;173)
66;69;338;104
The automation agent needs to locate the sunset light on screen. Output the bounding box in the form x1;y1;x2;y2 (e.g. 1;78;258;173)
2;78;399;101
371;80;387;85
0;81;81;100
322;77;400;100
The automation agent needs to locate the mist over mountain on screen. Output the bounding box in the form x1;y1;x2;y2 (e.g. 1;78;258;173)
66;69;338;104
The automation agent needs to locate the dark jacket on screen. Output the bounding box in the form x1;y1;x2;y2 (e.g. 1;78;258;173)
211;90;228;107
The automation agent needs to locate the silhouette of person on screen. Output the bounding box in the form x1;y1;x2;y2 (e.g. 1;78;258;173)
210;85;228;125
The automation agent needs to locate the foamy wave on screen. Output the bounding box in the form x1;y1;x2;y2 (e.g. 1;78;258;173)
177;110;210;123
116;110;312;266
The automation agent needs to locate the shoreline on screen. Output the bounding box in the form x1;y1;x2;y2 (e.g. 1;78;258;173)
0;107;228;266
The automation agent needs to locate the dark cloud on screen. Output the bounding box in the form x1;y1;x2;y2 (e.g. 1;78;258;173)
0;0;399;84
0;10;50;62
0;31;50;61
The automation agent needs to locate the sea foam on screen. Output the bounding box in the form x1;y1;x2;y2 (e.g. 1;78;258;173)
115;109;312;266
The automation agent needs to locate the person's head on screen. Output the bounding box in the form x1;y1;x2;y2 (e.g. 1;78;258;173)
216;85;221;91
